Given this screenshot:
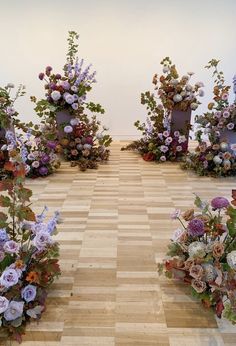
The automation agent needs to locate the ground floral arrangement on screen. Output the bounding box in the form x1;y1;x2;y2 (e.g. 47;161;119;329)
158;192;236;323
0;132;61;343
122;57;204;162
182;59;236;177
33;31;112;171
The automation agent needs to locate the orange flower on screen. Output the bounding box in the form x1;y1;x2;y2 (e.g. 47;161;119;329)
15;260;25;269
26;271;39;283
208;102;214;110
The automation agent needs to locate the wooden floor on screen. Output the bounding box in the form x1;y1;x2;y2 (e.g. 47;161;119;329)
7;142;236;345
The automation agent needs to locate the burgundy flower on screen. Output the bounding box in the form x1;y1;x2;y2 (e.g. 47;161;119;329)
188;218;205;237
38;72;45;80
211;197;229;210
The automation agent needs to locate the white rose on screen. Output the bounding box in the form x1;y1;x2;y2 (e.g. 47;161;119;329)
186;84;193;92
51;90;61;101
96;133;103;140
220;142;228;151
213;155;222;165
173;94;183;103
190;102;198;110
65;94;74;104
227;250;236;269
163;66;169;73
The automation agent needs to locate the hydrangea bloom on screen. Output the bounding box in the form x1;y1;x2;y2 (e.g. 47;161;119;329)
211;197;229;209
188;218;205;236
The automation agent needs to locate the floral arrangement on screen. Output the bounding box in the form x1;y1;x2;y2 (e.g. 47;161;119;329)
0;83;25;131
122;72;188;162
19;131;60;178
158;193;236;324
58;116;111;170
183;59;236;177
0;132;61;343
32;31;112;169
154;57;204;112
37;31;97;114
183;141;236;177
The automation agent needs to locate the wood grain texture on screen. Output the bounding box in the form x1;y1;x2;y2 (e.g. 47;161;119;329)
4;141;236;346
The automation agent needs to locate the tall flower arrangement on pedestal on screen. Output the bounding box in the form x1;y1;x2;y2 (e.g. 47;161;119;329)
122;57;204;162
0;131;61;343
33;31;112;170
158;193;236;324
183;59;236;177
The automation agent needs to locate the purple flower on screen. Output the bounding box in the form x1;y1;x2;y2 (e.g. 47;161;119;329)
41;154;50;164
72;103;78;110
64;125;73;134
61;81;70;90
33;230;52;250
47;141;57;150
46;66;52;72
223;111;230;118
64;94;74;104
170;209;181;220
227;123;234;130
163;130;170;137
3;240;20;254
0;268;19;288
165;137;173;145
160;145;168;153
55;73;61;80
174;131;180;137
176;145;182;152
211;197;229;209
4;301;24;321
38;166;49;176
0;229;9;243
51;90;61;101
160;155;166;162
188;219;205;237
38;72;44;80
21;284;37;302
32;161;40;168
0;296;9;314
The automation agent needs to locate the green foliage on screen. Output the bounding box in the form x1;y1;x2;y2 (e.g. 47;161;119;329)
66;30;79;64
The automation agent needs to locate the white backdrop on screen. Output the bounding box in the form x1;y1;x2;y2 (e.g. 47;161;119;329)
0;0;235;139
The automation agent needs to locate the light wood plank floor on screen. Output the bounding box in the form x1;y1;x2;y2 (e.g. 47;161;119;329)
5;141;236;345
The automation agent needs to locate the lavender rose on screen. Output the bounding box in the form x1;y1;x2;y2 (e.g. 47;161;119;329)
4;301;24;321
21;284;37;302
0;296;9;314
33;230;52;250
0;268;19;288
3;240;20;254
0;229;9;243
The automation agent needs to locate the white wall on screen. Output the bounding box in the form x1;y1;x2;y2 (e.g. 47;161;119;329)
0;0;235;139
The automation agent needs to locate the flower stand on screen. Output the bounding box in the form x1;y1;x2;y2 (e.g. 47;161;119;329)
56;110;72;139
170;108;191;150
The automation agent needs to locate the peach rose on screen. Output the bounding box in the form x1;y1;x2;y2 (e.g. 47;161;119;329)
212;242;224;258
189;264;203;279
191;279;207;293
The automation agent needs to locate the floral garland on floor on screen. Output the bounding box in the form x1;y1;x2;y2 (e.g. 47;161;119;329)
182;59;236;177
158;193;236;324
0;131;61;343
33;31;112;170
122;57;204;162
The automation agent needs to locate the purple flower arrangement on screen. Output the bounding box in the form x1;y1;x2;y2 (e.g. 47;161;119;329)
158;193;236;324
58;117;112;170
183;59;236;177
0;138;61;343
